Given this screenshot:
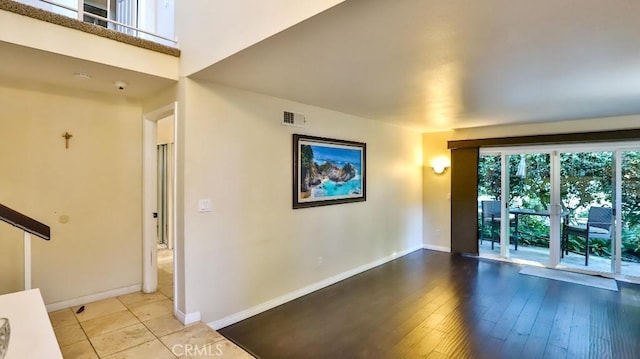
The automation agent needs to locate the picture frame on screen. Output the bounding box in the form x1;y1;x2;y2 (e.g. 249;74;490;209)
293;134;366;209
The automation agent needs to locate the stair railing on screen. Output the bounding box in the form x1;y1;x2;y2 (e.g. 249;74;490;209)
0;204;50;290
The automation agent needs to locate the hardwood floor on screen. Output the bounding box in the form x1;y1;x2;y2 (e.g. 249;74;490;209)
219;250;640;359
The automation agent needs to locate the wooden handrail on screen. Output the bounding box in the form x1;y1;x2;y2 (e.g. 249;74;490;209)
0;203;50;240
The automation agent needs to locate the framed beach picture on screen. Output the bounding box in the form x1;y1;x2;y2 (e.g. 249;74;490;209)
293;134;366;209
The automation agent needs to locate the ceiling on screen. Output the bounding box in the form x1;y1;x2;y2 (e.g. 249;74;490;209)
193;0;640;132
0;40;176;99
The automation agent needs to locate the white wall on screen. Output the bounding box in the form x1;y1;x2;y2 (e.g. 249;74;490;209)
175;0;345;75
157;115;174;145
452;114;640;140
179;79;423;322
138;0;175;46
0;82;143;304
422;115;640;250
155;0;174;40
422;131;453;252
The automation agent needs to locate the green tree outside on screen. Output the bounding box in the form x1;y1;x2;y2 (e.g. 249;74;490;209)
478;151;640;262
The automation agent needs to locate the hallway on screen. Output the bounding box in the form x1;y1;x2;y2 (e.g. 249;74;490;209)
49;244;253;358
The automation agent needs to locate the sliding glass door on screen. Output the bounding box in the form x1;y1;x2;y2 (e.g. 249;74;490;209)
621;150;640;277
559;151;614;274
478;143;640;280
478;151;552;263
478;154;502;256
479;144;640;279
506;153;552;264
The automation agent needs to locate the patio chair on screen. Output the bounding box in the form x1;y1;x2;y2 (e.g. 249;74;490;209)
562;206;612;266
480;200;517;250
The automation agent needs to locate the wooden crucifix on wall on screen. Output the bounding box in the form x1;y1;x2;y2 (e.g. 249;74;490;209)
62;132;73;149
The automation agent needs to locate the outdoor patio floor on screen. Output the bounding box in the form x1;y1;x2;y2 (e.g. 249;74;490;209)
479;240;640;278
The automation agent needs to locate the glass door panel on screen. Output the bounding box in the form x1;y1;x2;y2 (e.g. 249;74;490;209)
478;154;503;256
559;151;614;273
621;151;640;277
478;145;640;280
507;153;552;264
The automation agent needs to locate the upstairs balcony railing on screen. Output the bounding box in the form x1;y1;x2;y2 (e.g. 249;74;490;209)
14;0;177;47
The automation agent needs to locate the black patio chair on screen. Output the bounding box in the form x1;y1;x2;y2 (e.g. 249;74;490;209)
480;200;517;250
562;206;613;266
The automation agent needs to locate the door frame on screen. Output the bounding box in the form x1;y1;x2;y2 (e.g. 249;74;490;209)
481;141;640;278
482;148;556;263
142;103;177;297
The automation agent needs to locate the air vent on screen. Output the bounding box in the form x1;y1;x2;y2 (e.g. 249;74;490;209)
282;111;306;127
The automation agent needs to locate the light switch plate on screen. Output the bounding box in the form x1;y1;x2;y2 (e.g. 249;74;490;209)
198;199;212;212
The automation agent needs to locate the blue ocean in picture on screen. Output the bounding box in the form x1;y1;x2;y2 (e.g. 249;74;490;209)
312;175;361;197
308;145;362;198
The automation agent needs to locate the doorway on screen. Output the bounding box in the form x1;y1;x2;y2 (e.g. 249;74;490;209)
558;150;614;273
143;104;177;304
155;116;174;299
478;151;554;264
478;143;640;280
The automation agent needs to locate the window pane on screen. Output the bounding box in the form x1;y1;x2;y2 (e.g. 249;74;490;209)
621;151;640;276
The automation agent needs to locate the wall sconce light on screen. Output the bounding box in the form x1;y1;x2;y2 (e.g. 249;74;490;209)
431;157;450;174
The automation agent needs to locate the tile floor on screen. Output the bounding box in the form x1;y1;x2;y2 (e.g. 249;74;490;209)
157;248;174;300
50;248;253;358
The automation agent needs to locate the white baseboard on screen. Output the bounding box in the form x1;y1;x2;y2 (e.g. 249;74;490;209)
423;243;451;253
176;309;201;325
208;244;423;330
46;284;141;312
